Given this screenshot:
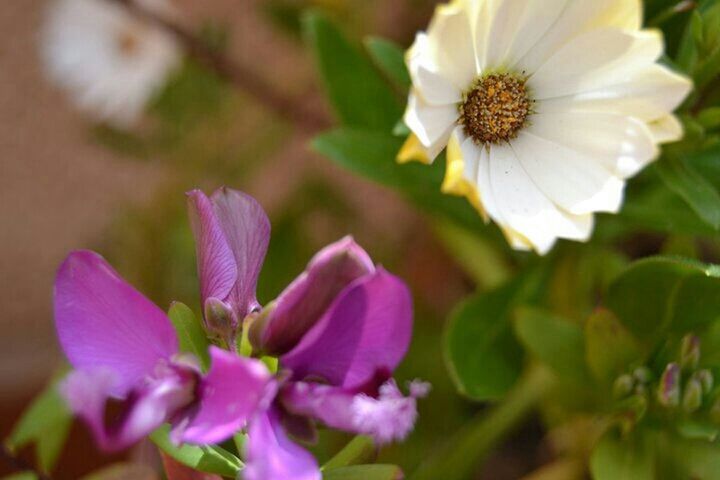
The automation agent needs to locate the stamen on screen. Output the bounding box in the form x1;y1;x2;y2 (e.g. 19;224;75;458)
460;73;532;145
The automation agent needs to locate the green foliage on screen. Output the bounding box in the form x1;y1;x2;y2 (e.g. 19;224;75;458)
149;425;243;477
323;436;376;469
364;37;411;91
444;282;525;401
590;431;655;480
585;309;643;385
0;474;37;480
606;256;720;345
312;129;485;232
303;11;402;130
656;154;720;230
5;374;72;473
168;302;211;371
514;308;590;384
322;465;404;480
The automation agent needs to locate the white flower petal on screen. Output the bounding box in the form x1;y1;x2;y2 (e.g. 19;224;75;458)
531;29;663;100
511;132;625;215
486;0;569;70
488;144;594;254
427;2;478;90
537;65;692;123
526;111;659;179
407;34;462;105
404;91;457;149
517;0;643;74
42;0;180;127
648;114;684;144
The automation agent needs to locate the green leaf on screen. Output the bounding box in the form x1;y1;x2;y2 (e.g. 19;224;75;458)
168;302;211;371
1;474;38;480
323;436;376;470
444;281;527;401
5;374;72;473
585;309;643;385
513;308;589;384
363;37;411;91
149;425;242;477
323;465;403;480
590;431;655;480
666;436;720;479
606;256;720;346
312;128;485;232
303;11;402;130
656;154;720;230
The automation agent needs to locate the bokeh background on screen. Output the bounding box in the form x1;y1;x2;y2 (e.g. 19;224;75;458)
0;0;543;478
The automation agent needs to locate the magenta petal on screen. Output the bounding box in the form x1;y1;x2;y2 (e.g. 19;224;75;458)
187;190;238;311
281;380;428;445
244;409;320;480
61;367;193;452
54;251;178;396
281;268;413;389
255;236;375;355
176;347;273;445
210;188;270;316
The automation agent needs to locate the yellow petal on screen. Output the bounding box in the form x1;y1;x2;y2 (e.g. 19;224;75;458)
397;134;433;165
441;132;488;221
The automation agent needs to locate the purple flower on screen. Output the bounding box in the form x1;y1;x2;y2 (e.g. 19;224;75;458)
240;238;429;480
54;251;273;452
187;188;270;344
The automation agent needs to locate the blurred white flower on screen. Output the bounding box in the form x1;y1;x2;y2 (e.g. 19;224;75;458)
400;0;693;254
41;0;182;127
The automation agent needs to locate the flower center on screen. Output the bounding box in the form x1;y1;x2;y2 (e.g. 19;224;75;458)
460;74;531;145
116;26;142;56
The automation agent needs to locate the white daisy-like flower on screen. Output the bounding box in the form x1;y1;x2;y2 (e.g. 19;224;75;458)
400;0;692;254
41;0;182;127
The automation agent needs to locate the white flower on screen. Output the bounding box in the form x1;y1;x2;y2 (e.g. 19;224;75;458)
401;0;692;254
41;0;182;127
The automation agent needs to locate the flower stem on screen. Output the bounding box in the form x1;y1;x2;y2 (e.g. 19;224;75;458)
410;366;553;480
107;0;330;132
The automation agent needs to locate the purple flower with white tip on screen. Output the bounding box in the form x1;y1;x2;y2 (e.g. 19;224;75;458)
54;251;272;452
187;188;270;345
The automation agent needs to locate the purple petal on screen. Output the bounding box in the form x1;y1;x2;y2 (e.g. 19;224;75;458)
253;236;375;355
210;188;270;317
244;409;320;480
54;251;178;396
174;347;273;445
62;364;195;452
187;190;238;313
281;379;429;445
281;269;413;389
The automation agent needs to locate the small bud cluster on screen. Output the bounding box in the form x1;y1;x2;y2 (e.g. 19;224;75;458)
613;334;718;430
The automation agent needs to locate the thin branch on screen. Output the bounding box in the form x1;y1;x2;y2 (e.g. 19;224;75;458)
1;444;54;480
110;0;331;132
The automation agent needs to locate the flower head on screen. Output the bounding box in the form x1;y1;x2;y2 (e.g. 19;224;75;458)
41;0;181;127
401;0;693;254
54;251;272;451
243;239;426;480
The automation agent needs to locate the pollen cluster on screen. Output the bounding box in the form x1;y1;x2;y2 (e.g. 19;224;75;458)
460;74;531;145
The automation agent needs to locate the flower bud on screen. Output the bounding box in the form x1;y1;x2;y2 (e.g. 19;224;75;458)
658;363;681;408
633;367;652;384
613;374;635;400
203;297;238;341
680;334;701;370
682;377;703;413
247;300;277;355
696;369;714;394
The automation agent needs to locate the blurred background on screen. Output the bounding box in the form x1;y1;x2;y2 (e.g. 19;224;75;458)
1;0;543;478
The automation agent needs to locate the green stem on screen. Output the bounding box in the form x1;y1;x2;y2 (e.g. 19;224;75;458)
410;366;553;480
647;1;697;28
